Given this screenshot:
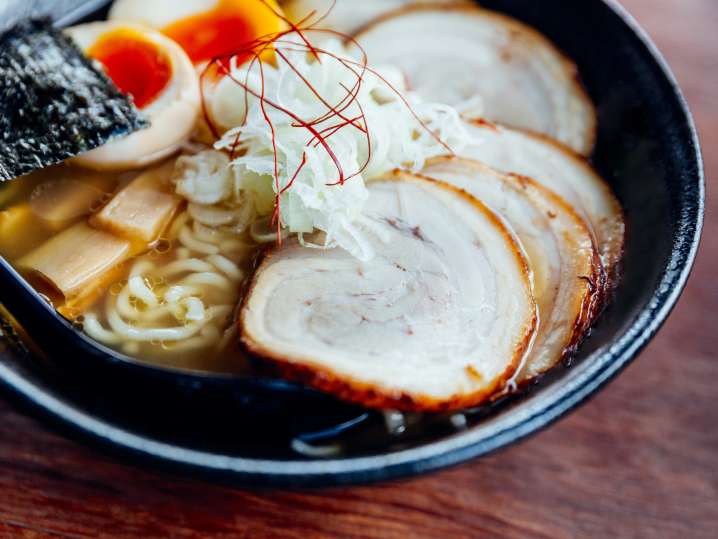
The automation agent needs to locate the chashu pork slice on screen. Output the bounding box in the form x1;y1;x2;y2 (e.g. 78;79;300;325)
352;4;597;155
241;173;537;411
283;0;463;35
421;157;603;383
460;120;625;281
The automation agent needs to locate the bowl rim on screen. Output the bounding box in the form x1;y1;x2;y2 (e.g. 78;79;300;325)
0;0;705;487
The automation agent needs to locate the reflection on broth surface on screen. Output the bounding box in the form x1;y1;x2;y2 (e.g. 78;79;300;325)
0;160;259;373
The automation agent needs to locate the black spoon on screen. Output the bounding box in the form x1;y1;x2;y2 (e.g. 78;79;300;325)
0;253;369;444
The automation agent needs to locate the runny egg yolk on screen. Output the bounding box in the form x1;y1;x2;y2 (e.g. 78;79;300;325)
88;29;172;109
161;0;284;65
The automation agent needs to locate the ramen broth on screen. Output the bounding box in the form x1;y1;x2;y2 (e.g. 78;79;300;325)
0;163;256;373
0;0;630;419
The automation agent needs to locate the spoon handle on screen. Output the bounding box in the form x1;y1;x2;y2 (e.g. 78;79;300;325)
0;0;109;33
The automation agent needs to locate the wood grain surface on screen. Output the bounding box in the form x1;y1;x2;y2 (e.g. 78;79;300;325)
0;1;716;537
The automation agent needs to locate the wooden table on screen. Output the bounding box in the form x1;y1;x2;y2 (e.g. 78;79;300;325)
1;1;716;537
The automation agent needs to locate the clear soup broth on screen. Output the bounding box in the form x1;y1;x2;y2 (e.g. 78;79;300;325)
0;160;261;373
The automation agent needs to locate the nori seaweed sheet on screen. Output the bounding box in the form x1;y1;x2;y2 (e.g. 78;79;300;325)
0;18;148;180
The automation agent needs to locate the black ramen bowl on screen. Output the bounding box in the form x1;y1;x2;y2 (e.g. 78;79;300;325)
0;0;704;487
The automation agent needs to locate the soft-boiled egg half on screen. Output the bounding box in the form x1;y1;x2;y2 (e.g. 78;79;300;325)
108;0;285;66
67;22;201;171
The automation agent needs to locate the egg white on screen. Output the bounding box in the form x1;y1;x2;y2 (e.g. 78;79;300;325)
108;0;219;28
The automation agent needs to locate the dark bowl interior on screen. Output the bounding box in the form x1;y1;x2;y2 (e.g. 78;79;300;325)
0;0;703;487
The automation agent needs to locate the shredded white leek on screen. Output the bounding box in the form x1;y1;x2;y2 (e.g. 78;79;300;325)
178;37;471;260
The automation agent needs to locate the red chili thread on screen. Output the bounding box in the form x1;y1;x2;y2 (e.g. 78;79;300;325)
257;0;325;63
215;60;347;185
275;49;365;133
280;152;307;195
198;0;451;243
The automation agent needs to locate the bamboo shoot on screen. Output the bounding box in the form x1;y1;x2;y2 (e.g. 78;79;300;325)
91;161;180;243
18;222;131;300
30;172;116;225
0;204;54;260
